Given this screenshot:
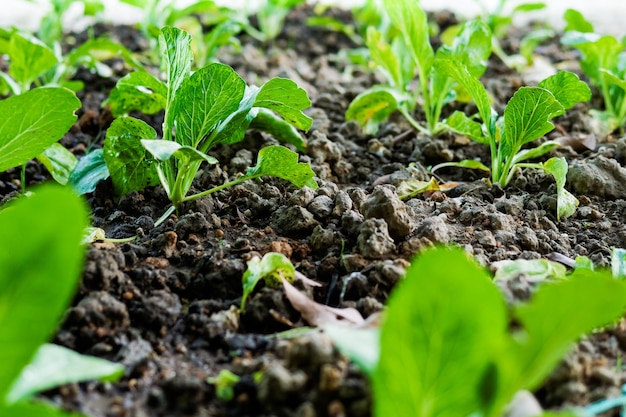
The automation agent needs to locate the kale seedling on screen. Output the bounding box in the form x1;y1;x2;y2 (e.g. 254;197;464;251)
326;246;626;417
0;185;123;416
103;27;317;212
561;9;626;135
346;0;492;135
433;60;590;219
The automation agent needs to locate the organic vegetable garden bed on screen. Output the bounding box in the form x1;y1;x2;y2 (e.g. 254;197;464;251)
4;1;626;417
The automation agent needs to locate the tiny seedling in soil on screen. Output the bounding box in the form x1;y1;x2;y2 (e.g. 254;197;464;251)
100;26;317;214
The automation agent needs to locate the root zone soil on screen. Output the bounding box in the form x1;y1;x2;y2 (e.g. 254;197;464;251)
4;4;626;417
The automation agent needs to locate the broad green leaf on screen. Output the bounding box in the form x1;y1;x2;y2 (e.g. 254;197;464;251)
543;157;578;220
511;141;560;165
8;32;57;90
250;109;307;152
209;85;259;148
366;26;403;88
383;0;434;75
611;248;626;279
323;325;379;376
1;400;85;417
67;149;110;195
564;34;622;86
103;117;159;198
502;87;563;157
537;71;591;111
36;143;77;185
244;145;318;189
173;63;245;147
253;77;312;131
7;343;123;404
0;87;80;173
563;9;594;33
104;71;167;117
446;111;488;144
159;26;194;131
0;186;88;403
346;89;398;135
241;252;295;311
435;59;494;130
510;269;626;391
436;20;492;78
141;139;218;165
494;259;567;282
374;247;508;417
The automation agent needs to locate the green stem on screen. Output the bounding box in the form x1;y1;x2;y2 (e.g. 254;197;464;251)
154;205;176;228
20;162;26;194
182;175;253;203
601;78;616;117
398;107;429;135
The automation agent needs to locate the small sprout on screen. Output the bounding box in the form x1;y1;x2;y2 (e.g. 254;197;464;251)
207;370;240;402
241;252;295;312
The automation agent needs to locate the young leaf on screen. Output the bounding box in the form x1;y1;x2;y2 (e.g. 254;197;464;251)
67;149;110;195
0;185;88;403
7;32;58;91
6;343;123;404
346;89;398;136
249;109;307;152
36;143;78;185
141;139;218;165
502;87;563;155
253;77;312;131
510;268;626;391
0;87;80;173
563;8;594;33
173;63;246;148
510;141;560;165
1;400;84;417
382;0;434;75
104;71;167;117
446;111;489;144
374;247;508;417
435;20;492;78
493;259;567;282
244;145;318;189
366;26;404;89
241;252;295;311
103;117;160;198
543;157;579;220
537;71;591;110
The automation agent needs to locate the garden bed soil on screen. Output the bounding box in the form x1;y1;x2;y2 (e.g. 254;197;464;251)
3;4;626;417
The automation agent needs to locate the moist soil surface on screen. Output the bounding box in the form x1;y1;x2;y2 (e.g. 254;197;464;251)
4;5;626;417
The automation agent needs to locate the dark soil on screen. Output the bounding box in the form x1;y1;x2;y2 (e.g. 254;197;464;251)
4;4;626;417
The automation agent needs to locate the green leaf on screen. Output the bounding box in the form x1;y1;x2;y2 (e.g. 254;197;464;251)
434;59;494;130
63;38;144;77
36;143;77;185
7;344;123;404
511;141;560;165
141;139;218;165
543;157;578;220
512;3;546;13
563;8;594;33
173;63;245;147
1;400;85;417
519;29;555;62
241;252;295;311
445;111;489;144
382;0;434;75
104;71;167;117
346;89;398;135
323;325;379;376
0;186;88;403
8;32;57;91
431;159;491;173
396;177;441;200
436;20;492;78
502;87;563;157
0;87;80;173
366;26;404;88
494;259;567;282
611;247;626;279
537;71;591;111
253;77;312;131
244;145;318;189
374;247;508;417
511;269;626;391
103;117;160;198
207;370;240;402
67;149;110;195
250;109;307;152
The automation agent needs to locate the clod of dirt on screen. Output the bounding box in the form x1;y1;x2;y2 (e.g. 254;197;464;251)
357;218;396;259
568;156;626;199
361;185;414;240
415;214;451;244
271;206;319;235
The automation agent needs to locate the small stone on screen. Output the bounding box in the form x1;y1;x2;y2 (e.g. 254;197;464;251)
311;226;336;254
308;195;334;218
361;185;414;240
270;206;319;235
568;156;626;199
357;219;396;259
416;215;450;244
